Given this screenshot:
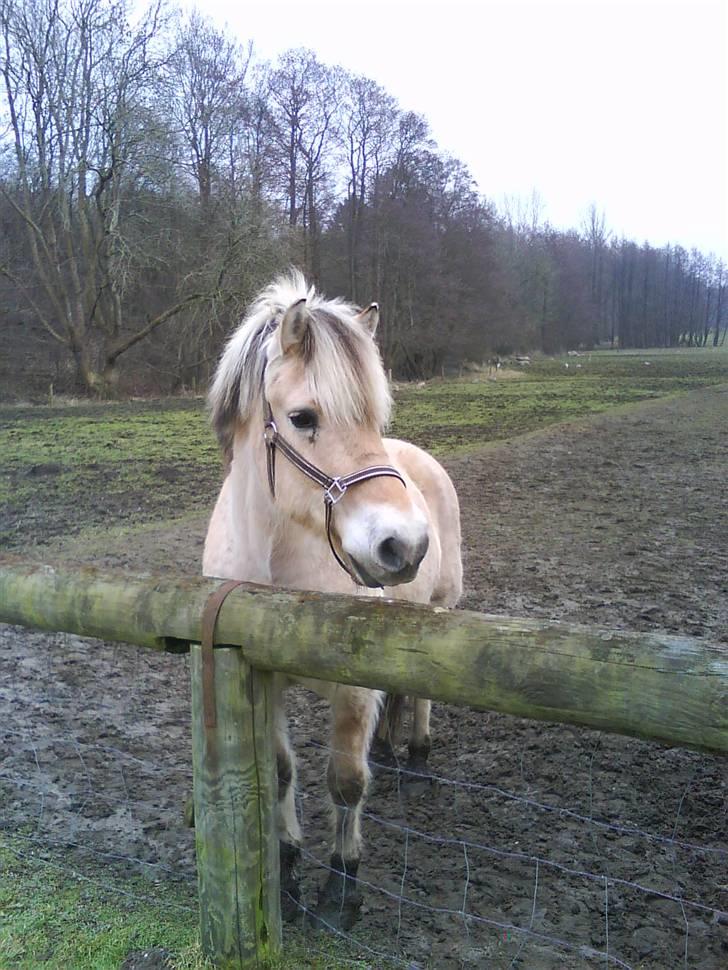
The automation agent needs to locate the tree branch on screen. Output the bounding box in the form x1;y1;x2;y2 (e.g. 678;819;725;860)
106;293;205;366
0;263;67;345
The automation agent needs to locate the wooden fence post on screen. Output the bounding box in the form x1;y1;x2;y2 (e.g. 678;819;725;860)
189;645;281;969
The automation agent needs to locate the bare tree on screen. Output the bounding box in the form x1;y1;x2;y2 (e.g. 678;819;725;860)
713;259;725;346
1;8;724;399
0;0;201;394
582;203;611;345
267;49;339;280
168;11;252;207
337;73;397;299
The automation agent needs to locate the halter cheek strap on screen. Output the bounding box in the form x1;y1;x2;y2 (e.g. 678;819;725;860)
262;399;406;585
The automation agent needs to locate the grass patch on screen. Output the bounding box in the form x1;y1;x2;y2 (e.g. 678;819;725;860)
390;347;728;454
0;401;222;549
0;835;378;969
0;835;203;970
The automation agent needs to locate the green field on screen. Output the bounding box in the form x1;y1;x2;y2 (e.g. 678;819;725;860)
2;347;727;551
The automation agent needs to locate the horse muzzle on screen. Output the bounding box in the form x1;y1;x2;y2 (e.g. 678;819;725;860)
348;530;429;588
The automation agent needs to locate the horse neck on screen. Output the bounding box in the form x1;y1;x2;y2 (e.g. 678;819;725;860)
227;426;277;582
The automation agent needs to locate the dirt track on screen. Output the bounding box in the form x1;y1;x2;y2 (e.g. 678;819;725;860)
1;386;727;968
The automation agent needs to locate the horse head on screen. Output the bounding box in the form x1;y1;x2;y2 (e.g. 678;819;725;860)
209;272;430;588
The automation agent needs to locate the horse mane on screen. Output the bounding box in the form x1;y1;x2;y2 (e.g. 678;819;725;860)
209;271;392;455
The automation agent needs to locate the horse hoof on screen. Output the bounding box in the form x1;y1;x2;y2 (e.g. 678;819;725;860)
308;856;363;932
369;736;400;771
281;888;303;924
280;842;303;924
309;894;362;933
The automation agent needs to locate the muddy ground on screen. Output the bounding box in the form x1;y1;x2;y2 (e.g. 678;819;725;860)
1;386;727;968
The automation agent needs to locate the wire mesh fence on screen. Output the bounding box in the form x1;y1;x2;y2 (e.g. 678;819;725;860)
1;622;726;969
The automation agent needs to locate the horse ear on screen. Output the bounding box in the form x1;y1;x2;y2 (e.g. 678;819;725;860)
279;297;310;354
356;302;379;336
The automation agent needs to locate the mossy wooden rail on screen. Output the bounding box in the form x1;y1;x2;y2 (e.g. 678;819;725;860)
1;561;727;969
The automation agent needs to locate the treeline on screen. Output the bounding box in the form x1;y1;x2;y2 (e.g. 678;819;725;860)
1;0;725;397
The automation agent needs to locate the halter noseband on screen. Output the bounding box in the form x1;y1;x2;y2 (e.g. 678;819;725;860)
262;398;406;586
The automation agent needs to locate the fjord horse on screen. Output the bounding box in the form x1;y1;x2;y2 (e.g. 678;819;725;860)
204;272;462;928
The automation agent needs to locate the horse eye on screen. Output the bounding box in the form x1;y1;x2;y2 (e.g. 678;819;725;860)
289;409;318;432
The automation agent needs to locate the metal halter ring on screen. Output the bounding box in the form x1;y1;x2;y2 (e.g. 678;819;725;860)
263;419;278;444
323;478;348;506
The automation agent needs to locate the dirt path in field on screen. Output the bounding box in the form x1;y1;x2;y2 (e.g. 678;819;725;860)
1;386;727;969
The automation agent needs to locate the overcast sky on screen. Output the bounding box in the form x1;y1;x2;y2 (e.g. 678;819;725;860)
182;0;727;260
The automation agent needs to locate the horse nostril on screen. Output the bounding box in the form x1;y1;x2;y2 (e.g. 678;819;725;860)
378;536;407;573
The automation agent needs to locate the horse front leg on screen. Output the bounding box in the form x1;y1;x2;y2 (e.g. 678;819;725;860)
313;685;381;931
400;697;435;796
370;693;405;767
408;697;432;771
274;682;303;922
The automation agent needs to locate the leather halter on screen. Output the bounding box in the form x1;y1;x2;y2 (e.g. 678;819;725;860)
262;398;406;586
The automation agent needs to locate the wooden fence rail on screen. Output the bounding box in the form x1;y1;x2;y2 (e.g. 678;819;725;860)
1;561;727;968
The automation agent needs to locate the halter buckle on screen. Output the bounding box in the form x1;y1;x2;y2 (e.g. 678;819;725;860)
324;477;347;506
